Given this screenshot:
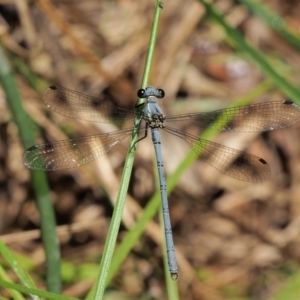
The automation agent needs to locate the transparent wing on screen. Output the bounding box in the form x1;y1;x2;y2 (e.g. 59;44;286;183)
43;86;138;123
163;126;270;182
165;100;300;132
23;128;135;171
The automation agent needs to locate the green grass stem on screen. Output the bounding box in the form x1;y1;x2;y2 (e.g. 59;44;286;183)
237;0;300;51
198;0;300;104
0;45;61;293
0;240;38;300
0;280;78;300
0;264;25;300
91;1;163;299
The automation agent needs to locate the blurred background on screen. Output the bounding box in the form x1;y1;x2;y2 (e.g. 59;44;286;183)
0;0;300;299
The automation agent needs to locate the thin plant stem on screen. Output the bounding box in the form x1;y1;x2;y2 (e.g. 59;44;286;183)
199;0;300;104
92;1;163;299
0;240;39;300
237;0;300;51
0;280;78;300
0;45;61;293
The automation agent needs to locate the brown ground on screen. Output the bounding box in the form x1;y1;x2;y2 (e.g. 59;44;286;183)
1;0;300;299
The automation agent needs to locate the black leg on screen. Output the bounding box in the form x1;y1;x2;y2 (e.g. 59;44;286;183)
135;99;145;108
128;122;149;153
136;122;149;144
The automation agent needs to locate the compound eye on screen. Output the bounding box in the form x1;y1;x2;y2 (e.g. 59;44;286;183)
157;89;165;98
137;89;146;98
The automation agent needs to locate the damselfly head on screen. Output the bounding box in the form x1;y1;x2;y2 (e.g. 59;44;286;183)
137;87;165;99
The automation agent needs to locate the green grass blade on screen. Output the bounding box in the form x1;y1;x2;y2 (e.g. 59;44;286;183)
10;53;47;90
0;280;78;300
0;45;61;293
0;264;25;300
0;240;38;300
140;0;162;90
237;0;300;51
273;270;300;300
105;79;275;282
198;0;300;105
91;1;163;299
